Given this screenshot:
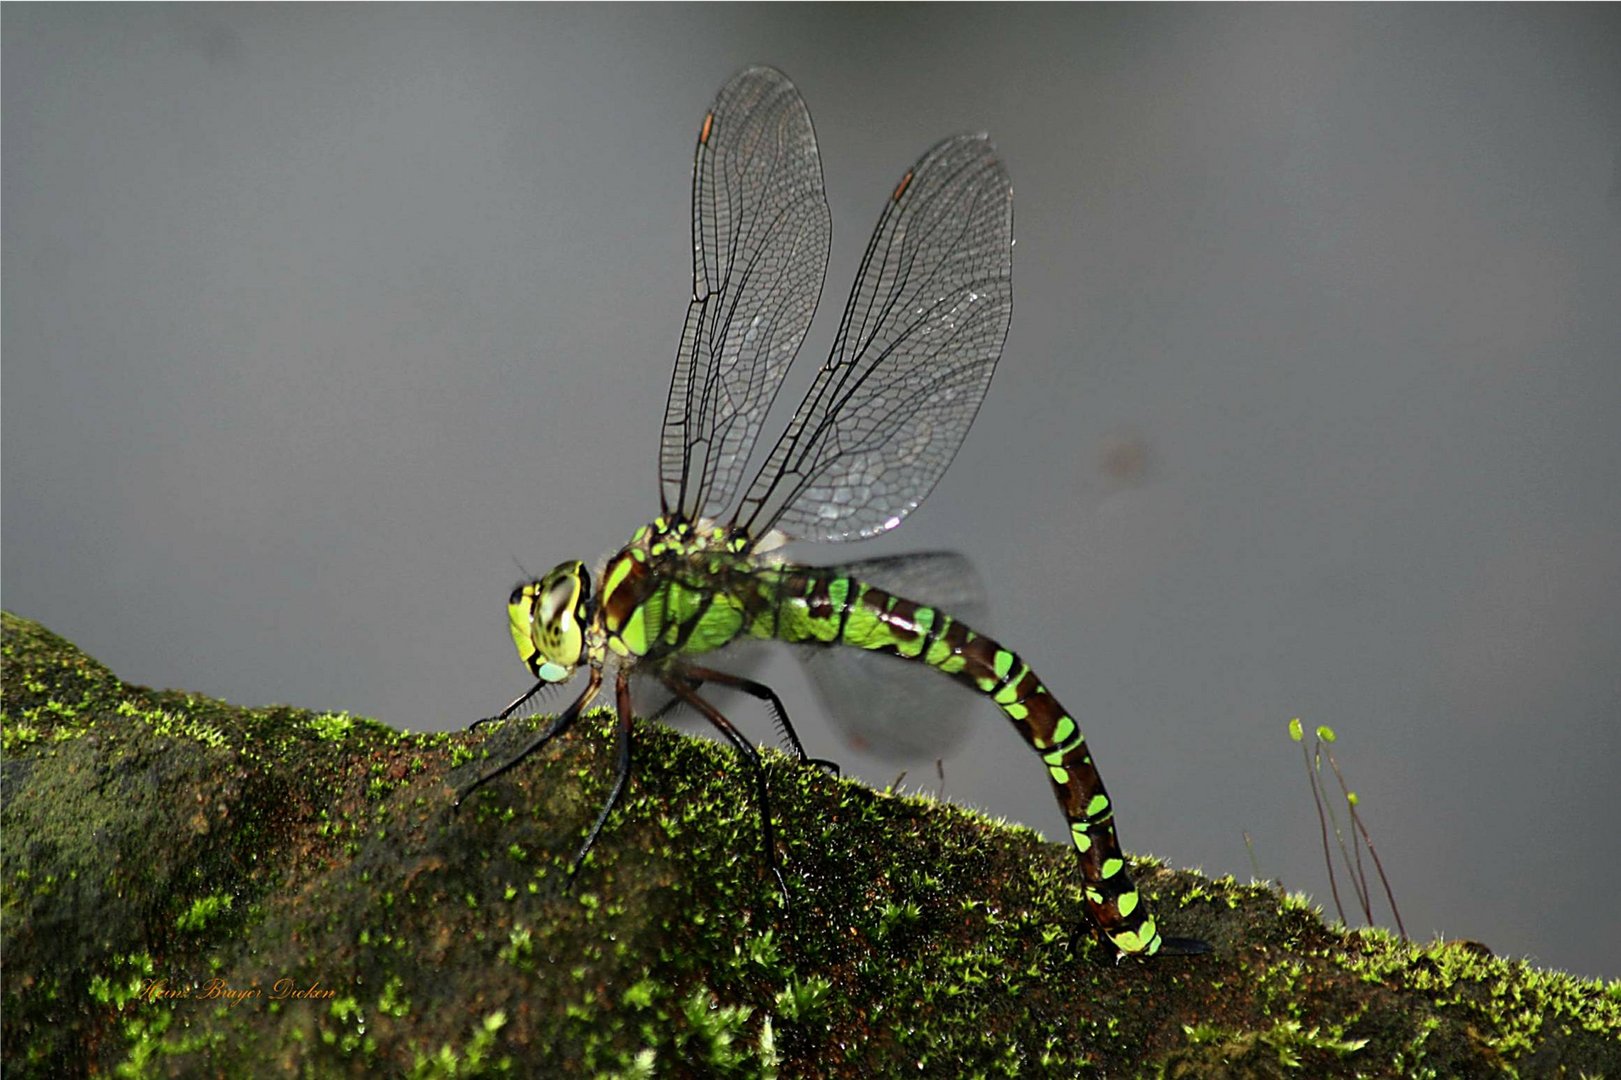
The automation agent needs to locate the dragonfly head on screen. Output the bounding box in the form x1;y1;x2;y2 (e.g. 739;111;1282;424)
508;560;592;682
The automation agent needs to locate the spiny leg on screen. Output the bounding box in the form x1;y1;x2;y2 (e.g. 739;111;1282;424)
469;678;551;730
664;674;791;902
556;669;638;885
678;663;840;776
454;667;603;809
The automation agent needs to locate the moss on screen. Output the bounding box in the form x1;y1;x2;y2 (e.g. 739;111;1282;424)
4;610;1619;1078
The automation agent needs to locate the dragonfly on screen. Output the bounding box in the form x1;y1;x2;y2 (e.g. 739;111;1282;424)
456;66;1186;959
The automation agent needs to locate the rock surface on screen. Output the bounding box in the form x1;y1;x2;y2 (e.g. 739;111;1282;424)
4;611;1618;1077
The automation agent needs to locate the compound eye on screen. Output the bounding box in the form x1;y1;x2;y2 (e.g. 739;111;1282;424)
541;577;575;624
509;583;529;607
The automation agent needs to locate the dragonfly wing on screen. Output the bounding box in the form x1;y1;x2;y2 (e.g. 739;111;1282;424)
661;66;832;522
732;135;1013;544
808;550;986;617
797;552;990;761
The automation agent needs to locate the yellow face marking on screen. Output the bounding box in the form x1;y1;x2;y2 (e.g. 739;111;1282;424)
508;585;540;671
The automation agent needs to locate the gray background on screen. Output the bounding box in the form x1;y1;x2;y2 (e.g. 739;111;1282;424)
6;5;1618;977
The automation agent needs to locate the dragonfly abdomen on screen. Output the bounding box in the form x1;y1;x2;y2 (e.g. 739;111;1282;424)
776;569;1163;957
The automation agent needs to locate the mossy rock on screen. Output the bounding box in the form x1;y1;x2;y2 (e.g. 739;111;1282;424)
3;611;1618;1077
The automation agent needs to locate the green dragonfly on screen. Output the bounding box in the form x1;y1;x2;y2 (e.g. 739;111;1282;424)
457;66;1187;959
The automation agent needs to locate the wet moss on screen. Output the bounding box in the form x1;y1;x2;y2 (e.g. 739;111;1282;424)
4;611;1618;1078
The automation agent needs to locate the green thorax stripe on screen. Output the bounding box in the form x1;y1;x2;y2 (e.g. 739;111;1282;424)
600;522;756;661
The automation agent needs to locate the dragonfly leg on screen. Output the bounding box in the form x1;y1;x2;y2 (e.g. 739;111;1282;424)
677;664;841;777
558;669;637;885
454;667;603;810
664;673;792;904
469;678;550;730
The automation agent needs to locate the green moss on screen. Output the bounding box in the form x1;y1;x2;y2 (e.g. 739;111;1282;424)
307;711;359;741
1168;1019;1370;1076
176;894;234;933
4;611;1619;1078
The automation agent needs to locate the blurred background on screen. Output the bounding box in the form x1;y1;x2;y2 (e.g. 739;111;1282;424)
6;6;1618;976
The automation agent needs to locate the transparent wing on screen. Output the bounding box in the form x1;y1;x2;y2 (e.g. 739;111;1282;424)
798;552;990;762
732;135;1013;544
660;66;832;521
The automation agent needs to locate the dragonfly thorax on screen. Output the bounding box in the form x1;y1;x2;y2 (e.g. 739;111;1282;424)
597;516;762;664
508;560;592;683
